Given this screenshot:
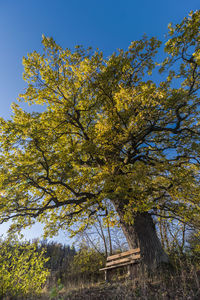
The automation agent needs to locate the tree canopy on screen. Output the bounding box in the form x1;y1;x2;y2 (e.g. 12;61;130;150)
0;10;200;266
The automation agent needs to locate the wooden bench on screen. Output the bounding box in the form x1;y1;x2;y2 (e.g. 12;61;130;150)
100;248;141;281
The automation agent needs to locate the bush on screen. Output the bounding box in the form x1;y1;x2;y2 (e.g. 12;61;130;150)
0;236;49;299
70;245;106;282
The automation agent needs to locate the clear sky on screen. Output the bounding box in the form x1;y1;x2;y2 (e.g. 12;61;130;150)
0;0;199;243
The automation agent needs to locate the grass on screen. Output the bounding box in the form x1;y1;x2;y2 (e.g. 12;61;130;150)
36;263;200;300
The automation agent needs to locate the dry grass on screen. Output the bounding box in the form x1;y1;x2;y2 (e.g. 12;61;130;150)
36;264;200;300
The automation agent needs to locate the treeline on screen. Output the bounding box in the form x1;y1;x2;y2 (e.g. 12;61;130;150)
39;241;106;285
41;241;76;274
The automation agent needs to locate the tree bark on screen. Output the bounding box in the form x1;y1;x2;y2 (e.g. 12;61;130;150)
134;212;169;269
114;202;169;269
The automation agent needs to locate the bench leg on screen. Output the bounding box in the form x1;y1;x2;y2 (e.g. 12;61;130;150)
128;265;136;279
128;264;139;279
127;265;131;278
105;269;110;282
105;270;107;281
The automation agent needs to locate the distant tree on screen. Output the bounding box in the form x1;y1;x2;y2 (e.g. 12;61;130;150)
74;216;128;257
186;230;200;258
0;236;49;299
0;11;200;269
40;240;76;282
157;217;190;254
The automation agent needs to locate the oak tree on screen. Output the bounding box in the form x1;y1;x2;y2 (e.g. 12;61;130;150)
0;11;200;269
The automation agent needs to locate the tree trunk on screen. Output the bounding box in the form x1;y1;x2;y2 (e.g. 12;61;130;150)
134;212;169;269
114;203;169;269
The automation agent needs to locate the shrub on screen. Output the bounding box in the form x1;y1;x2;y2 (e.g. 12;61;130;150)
0;236;49;298
70;245;105;282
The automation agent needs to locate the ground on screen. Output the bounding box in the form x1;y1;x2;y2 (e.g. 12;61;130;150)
38;275;200;300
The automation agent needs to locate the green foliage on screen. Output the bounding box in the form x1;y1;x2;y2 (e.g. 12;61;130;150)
0;236;49;298
186;230;200;260
71;246;105;281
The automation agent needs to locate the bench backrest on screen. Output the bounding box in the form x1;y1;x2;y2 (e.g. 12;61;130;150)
106;248;141;267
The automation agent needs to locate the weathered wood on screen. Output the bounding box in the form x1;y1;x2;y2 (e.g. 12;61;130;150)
106;257;130;267
106;254;141;267
107;248;140;261
127;264;131;277
100;248;141;280
100;259;140;271
105;269;108;281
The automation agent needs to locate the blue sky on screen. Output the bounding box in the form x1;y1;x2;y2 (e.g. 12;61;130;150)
0;0;199;243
